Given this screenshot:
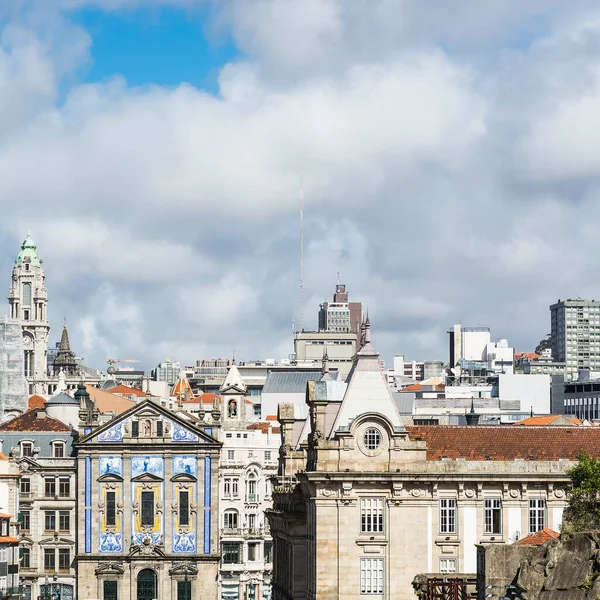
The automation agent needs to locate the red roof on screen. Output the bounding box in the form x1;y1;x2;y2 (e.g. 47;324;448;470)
0;536;19;544
266;415;278;421
515;352;541;362
516;416;583;426
514;528;559;546
107;385;146;397
406;425;600;461
0;408;71;433
248;422;281;434
27;395;46;409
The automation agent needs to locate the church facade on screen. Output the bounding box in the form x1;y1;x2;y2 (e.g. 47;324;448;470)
75;399;222;600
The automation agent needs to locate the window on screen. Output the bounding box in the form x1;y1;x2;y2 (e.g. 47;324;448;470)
156;421;163;437
20;547;30;569
224;478;231;497
58;548;70;571
360;498;384;533
44;549;55;571
20;478;30;495
21;442;33;457
484;499;502;535
21;511;30;532
59;511;70;532
360;558;384;594
227;450;235;460
45;478;56;498
177;581;191;600
59;478;70;497
22;283;31;306
440;499;457;534
264;451;271;461
131;421;139;437
222;542;241;564
363;428;381;450
103;581;118;600
529;499;546;533
246;473;258;502
141;491;154;527
53;442;65;458
232;478;239;497
264;541;273;563
44;511;56;531
179;490;189;526
106;491;116;527
439;558;457;573
224;510;238;529
248;542;259;561
248;514;256;530
23;309;29;321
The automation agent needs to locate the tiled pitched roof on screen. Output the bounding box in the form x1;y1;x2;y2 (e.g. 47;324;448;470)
27;395;46;409
514;528;559;546
516;416;583;426
85;385;135;415
107;384;146;397
405;425;600;461
0;408;71;432
247;422;280;434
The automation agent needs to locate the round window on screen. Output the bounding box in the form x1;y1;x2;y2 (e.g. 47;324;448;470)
363;427;381;450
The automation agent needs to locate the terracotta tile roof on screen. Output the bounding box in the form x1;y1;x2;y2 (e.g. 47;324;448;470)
27;395;46;409
0;408;71;432
405;425;600;461
266;415;278;421
515;352;541;362
85;385;135;415
401;383;422;392
0;536;20;544
516;416;583;426
247;422;280;434
514;528;559;546
107;384;146;397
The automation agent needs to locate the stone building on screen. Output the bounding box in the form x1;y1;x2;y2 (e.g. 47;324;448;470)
218;366;279;600
75;398;222;600
267;320;594;600
0;404;77;600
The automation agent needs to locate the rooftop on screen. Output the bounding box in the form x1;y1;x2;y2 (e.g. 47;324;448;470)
514;528;560;546
262;371;328;394
107;384;146;397
0;408;71;432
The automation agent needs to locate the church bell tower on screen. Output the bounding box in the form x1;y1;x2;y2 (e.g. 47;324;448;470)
8;233;49;394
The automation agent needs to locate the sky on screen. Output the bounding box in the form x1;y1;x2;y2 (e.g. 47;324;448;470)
1;0;600;372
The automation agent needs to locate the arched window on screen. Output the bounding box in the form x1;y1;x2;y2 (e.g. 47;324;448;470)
137;569;156;600
224;509;239;530
228;399;237;418
246;472;258;503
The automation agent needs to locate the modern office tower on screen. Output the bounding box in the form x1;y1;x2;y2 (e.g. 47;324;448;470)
318;282;363;335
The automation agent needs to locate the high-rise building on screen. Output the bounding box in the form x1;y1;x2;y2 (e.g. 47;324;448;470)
550;298;600;381
151;359;182;386
8;233;49;394
318;282;363;336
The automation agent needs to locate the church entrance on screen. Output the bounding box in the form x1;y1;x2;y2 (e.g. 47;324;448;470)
137;569;157;600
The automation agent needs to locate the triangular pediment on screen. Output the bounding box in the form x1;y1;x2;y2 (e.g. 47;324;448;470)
17;456;41;471
76;399;222;446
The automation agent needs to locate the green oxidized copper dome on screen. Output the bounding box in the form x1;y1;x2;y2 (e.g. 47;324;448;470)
15;232;42;265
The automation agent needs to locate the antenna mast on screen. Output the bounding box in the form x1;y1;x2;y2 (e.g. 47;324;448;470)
300;177;304;332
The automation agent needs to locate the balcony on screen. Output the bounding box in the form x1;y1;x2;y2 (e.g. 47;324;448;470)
245;494;260;504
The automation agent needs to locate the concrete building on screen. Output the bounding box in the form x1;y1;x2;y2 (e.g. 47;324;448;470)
389;356;445;384
218;366;279;600
152;360;182;386
550;298;600;381
317;282;362;338
292;331;356;378
75;398;222;600
268;321;577;599
0;404;77;600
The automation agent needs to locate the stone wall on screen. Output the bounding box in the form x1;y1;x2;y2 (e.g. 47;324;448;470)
479;534;600;600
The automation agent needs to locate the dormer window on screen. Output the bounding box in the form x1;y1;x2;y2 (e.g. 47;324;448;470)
53;442;65;458
21;442;33;457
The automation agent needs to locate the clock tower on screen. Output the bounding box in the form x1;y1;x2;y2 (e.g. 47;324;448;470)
8;233;49;394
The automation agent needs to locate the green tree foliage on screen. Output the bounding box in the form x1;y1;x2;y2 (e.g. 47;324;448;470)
535;334;552;355
562;452;600;533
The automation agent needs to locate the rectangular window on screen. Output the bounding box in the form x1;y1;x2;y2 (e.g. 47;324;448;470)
248;542;259;561
44;549;55;571
20;478;30;495
59;511;70;532
484;499;502;535
529;499;546;534
156;421;163;437
58;548;70;571
248;514;256;530
224;511;238;529
106;491;116;527
224;478;231;497
44;511;56;531
131;421;139;437
21;511;30;532
222;542;241;564
440;499;457;534
264;541;273;563
59;478;70;497
20;547;30;569
360;498;384;533
141;491;154;527
232;478;239;497
439;558;457;573
103;581;118;600
21;443;33;457
179;490;189;526
45;478;56;498
53;443;64;458
227;450;235;460
360;558;384;595
177;581;191;600
22;283;31;306
264;451;271;461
